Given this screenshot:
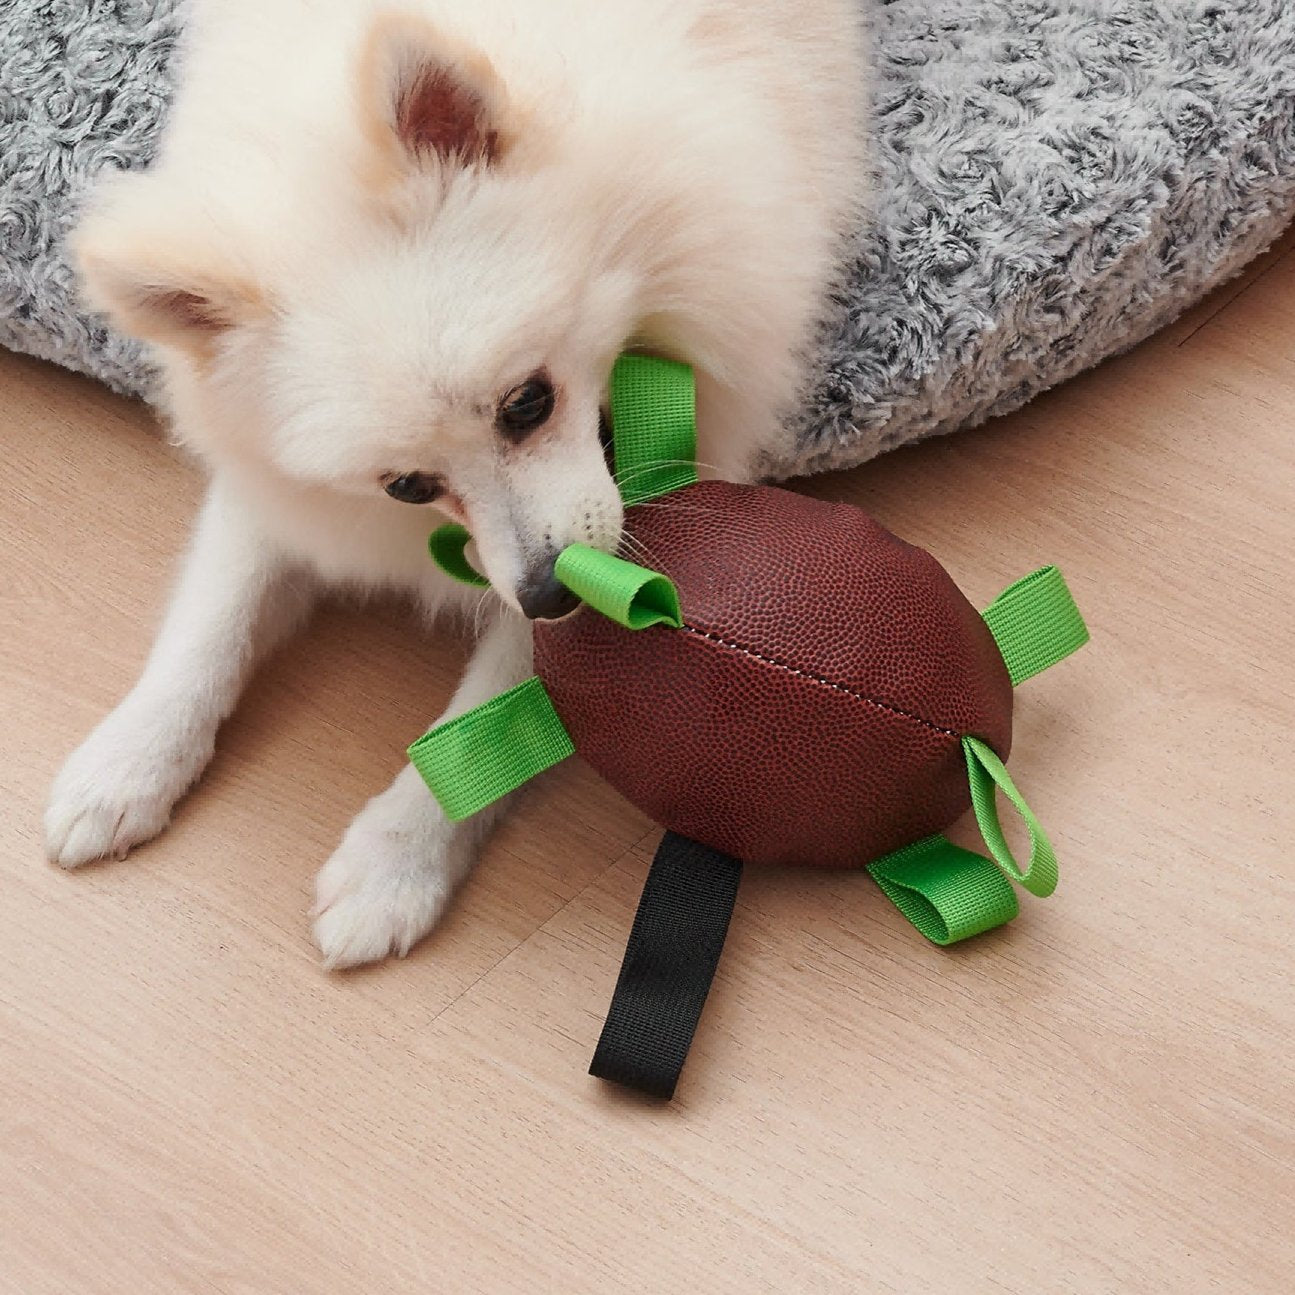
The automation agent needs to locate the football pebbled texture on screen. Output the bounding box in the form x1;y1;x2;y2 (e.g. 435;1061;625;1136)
534;481;1013;869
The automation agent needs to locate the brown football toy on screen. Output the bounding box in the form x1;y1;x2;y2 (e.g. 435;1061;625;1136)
411;356;1089;1099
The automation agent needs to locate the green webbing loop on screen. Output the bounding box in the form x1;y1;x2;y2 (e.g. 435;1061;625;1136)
429;523;489;588
963;736;1058;898
983;565;1088;687
868;834;1020;944
408;677;574;820
553;545;682;630
611;354;699;506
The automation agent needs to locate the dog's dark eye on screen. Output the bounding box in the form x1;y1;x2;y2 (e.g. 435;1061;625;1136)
382;471;444;505
497;374;555;441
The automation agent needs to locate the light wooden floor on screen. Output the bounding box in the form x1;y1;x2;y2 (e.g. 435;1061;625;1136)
3;231;1293;1295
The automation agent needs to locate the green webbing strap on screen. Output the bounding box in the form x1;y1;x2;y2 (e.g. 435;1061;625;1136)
868;834;1020;945
610;354;699;506
964;736;1058;897
554;545;682;630
425;530;682;629
870;729;1065;943
983;565;1088;687
429;523;489;588
408;677;574;820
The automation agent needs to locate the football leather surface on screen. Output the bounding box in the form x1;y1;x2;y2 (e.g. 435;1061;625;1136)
534;481;1013;868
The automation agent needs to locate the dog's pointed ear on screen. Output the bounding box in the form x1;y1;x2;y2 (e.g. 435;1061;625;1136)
79;254;264;348
73;178;267;354
360;14;512;171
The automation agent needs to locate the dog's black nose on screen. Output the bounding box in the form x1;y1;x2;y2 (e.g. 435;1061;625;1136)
516;564;581;621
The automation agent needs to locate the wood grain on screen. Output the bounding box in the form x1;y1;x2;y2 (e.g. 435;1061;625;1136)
2;229;1293;1294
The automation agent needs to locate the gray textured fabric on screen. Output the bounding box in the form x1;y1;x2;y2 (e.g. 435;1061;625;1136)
1;0;182;397
2;0;1293;477
788;0;1295;476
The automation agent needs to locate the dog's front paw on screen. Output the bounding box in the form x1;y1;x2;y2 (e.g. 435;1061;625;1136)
313;778;463;970
44;702;212;869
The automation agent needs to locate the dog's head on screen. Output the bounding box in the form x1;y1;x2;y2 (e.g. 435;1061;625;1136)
75;14;656;618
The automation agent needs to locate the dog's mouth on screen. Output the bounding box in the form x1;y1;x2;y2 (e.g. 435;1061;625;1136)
599;407;615;473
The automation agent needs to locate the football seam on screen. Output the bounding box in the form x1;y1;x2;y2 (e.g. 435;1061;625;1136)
678;623;961;740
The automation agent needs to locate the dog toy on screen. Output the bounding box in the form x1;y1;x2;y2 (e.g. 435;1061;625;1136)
410;356;1089;1098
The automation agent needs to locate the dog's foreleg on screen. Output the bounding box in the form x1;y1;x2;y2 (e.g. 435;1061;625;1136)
312;608;532;969
45;477;314;866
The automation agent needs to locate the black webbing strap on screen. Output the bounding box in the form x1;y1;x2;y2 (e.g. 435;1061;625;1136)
589;832;743;1100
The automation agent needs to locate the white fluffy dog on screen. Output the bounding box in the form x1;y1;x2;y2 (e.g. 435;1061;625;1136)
46;0;868;967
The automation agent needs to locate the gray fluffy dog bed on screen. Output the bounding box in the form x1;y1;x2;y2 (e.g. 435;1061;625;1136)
2;0;1293;476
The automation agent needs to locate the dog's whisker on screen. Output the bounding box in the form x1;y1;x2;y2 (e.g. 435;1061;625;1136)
611;457;725;488
617;531;658;568
470;586;497;638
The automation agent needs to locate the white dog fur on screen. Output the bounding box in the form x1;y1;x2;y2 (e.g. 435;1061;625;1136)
46;0;868;967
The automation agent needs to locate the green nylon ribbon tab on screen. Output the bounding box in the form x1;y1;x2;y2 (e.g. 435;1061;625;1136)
429;523;489;588
868;834;1020;945
983;565;1088;686
408;677;574;820
554;545;682;630
963;736;1058;898
611;354;699;506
